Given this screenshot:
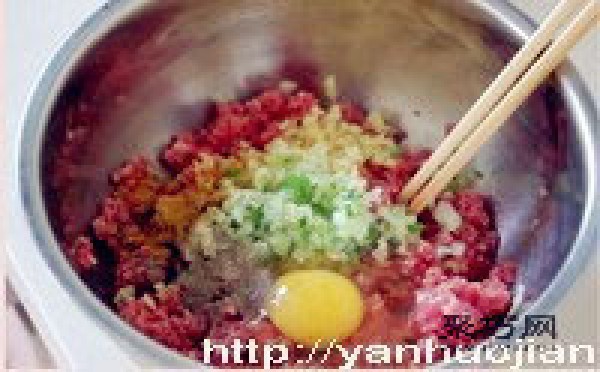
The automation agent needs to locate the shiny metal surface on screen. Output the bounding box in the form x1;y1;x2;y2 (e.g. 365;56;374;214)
14;0;598;367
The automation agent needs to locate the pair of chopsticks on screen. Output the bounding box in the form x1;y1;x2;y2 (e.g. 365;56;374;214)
402;0;599;214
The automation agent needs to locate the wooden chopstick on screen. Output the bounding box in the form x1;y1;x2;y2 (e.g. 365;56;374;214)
400;0;587;202
408;0;599;213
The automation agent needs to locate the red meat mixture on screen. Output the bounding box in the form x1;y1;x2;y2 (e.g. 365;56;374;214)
58;85;515;368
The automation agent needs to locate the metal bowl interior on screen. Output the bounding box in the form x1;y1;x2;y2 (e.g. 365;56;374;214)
18;0;597;367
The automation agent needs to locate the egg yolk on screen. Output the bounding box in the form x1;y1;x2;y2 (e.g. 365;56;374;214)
267;269;364;345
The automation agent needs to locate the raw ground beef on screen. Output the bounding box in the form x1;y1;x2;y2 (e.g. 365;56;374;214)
53;84;515;368
117;284;208;353
160;89;316;173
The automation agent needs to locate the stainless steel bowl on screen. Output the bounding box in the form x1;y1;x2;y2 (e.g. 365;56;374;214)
11;0;598;368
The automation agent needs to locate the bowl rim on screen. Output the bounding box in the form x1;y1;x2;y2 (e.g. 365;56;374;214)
9;0;598;368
